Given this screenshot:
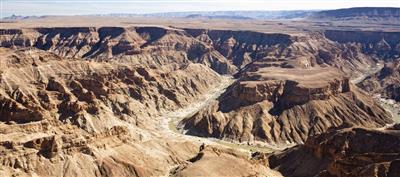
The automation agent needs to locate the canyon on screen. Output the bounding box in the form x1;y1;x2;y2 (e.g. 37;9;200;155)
267;123;400;177
1;7;400;177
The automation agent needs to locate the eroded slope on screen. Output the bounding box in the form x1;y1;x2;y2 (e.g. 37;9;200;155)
267;124;400;177
181;67;393;145
1;25;399;177
0;46;233;176
359;60;400;102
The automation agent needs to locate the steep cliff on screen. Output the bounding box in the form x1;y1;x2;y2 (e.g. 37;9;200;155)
181;67;393;145
0;27;237;74
309;7;400;21
359;60;400;102
3;27;399;77
186;29;399;76
324;30;400;60
1;25;399;177
178;29;400;145
268;124;400;177
0;47;228;177
0;47;224;125
185;29;293;68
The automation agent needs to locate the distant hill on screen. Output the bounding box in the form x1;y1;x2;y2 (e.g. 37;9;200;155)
184;14;253;20
309;7;400;20
110;10;315;20
2;14;51;20
4;8;400;21
115;8;400;20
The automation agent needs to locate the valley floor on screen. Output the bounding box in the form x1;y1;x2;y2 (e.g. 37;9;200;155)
0;15;399;176
161;76;286;154
163;62;399;156
376;96;400;123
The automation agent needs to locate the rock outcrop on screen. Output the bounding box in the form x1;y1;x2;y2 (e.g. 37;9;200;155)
181;67;393;145
1;25;399;177
185;29;293;69
186;29;393;76
171;146;282;177
0;46;227;176
268;124;400;177
0;47;222;126
324;30;400;60
2;27;400;77
359;60;400;102
0;27;237;74
309;7;400;21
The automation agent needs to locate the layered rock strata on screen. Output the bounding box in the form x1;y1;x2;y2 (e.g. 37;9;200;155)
268;124;400;177
359;60;400;102
181;67;393;144
2;28;400;76
0;47;228;177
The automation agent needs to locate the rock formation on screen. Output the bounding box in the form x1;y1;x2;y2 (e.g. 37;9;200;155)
267;124;400;177
0;45;231;176
359;60;400;102
177;29;400;145
324;30;400;60
0;47;223;126
309;7;400;21
181;67;393;145
0;27;237;74
1;24;399;177
171;146;282;177
2;28;400;77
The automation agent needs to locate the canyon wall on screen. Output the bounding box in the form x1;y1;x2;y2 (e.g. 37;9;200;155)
1;26;399;176
181;67;392;145
324;30;400;60
2;27;400;76
267;124;400;177
359;60;400;101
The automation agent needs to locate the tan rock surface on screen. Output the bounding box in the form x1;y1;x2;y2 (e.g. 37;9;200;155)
359;60;400;102
1;24;399;177
172;146;282;177
268;124;400;177
0;45;278;176
0;44;241;176
181;67;393;145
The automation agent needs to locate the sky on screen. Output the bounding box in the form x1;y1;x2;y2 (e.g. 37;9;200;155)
1;0;399;17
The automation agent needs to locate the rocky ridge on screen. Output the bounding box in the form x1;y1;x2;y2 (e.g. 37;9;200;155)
1;25;400;176
2;28;400;76
359;60;400;102
0;46;244;177
0;26;287;175
0;27;236;74
171;146;282;177
309;7;400;21
181;67;393;145
267;124;400;177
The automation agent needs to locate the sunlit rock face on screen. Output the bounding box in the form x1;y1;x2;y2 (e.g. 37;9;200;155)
268;124;400;177
359;60;400;102
0;24;399;177
181;67;392;145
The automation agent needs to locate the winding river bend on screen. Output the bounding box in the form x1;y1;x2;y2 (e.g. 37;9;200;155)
161;63;400;156
157;76;288;154
351;64;400;123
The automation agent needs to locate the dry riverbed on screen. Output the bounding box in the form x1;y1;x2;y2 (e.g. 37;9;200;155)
160;76;287;154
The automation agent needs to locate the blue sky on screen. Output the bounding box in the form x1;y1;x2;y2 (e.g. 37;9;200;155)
1;0;399;17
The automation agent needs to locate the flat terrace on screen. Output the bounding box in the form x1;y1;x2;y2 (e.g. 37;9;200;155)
1;16;399;35
243;67;347;88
